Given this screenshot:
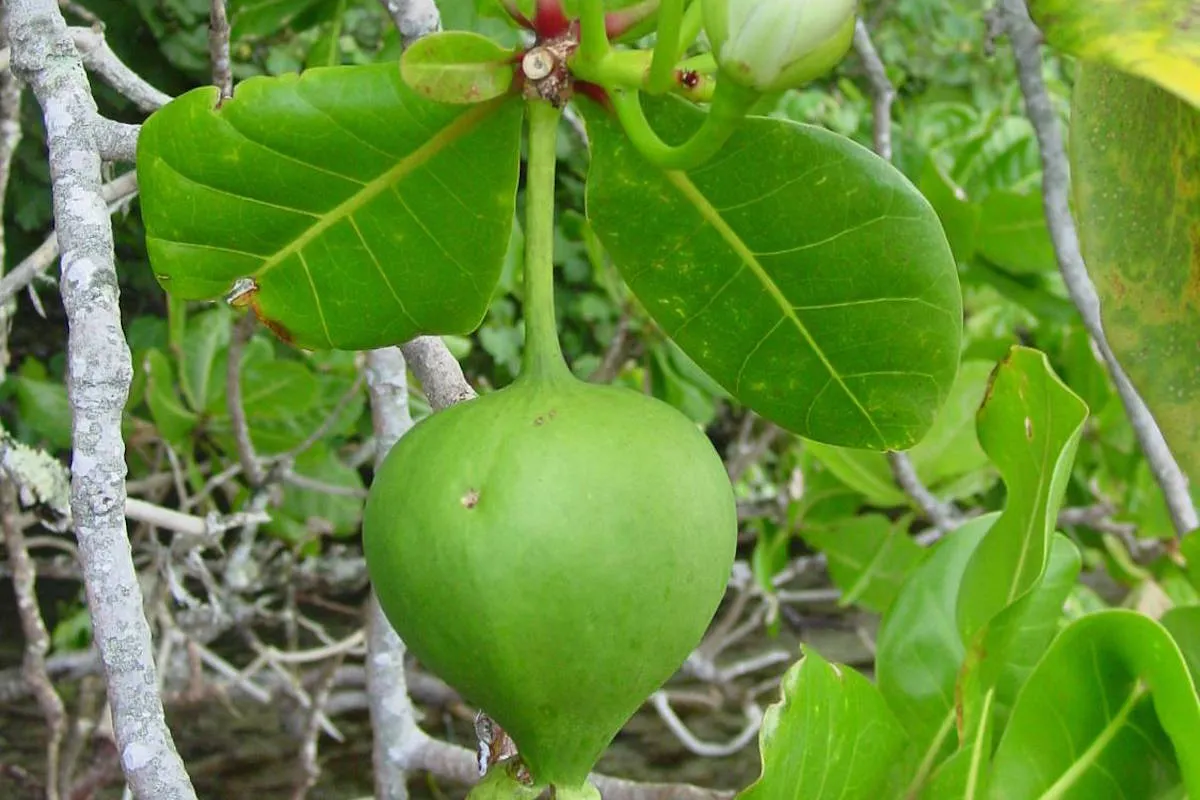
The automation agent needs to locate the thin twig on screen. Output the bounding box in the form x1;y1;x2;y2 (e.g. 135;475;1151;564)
0;171;140;305
227;313;266;487
0;15;23;382
6;3;197;796
2;486;66;799
208;0;232;100
886;451;962;534
650;693;762;759
291;653;344;800
94;118;140;163
400;335;478;408
363;347;418;799
996;0;1198;536
376;0;441;50
853;19;895;161
69;27;171;112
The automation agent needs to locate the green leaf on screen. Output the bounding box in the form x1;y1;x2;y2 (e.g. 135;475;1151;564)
958;534;1082;744
805;360;998;506
180;306;231;411
801;514;927;614
11;369;73;452
144;349;199;447
305;1;345;69
266;444;364;542
1162;606;1200;687
875;515;993;774
975;189;1057;275
1028;0;1200;109
137;63;524;351
988;609;1200;798
581;96;963;451
803;443;905;507
1071;63;1200;484
230;0;327;39
956;347;1088;642
739;648;906;800
919;159;980;263
400;31;517;105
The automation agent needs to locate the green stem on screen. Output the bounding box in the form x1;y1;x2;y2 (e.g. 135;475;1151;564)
677;0;704;53
519;99;571;383
647;0;683;93
609;77;759;171
576;0;610;68
574;49;714;102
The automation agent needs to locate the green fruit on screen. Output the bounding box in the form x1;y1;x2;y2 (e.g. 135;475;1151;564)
362;372;737;788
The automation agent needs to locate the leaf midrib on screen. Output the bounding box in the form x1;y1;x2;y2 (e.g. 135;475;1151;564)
248;97;506;284
665;170;887;446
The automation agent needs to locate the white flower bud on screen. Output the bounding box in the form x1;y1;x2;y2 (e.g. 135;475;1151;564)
703;0;857;92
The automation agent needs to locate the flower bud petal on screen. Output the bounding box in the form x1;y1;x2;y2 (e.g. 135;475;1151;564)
703;0;857;92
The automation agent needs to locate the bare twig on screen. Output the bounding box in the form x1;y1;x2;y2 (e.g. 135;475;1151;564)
363;346;418;800
650;693;762;759
6;2;196;796
208;0;232;100
376;0;441;50
996;0;1198;536
0;16;23;382
94;118;140;163
886;451;962;534
853;19;895;161
69;27;171;112
401;335;478;407
226;313;266;487
291;654;344;800
3;487;67;799
124;496;270;541
0;170;140;305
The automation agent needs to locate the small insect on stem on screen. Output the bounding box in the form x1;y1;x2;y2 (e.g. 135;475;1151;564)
678;69;701;89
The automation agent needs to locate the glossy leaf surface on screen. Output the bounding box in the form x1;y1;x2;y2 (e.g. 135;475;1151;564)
989;609;1200;798
956;347;1087;642
137;63;523;351
400;31;517;104
1071;63;1200;484
1028;0;1200;108
583;97;962;450
739;648;906;800
806;359;996;506
875;516;992;768
801;514;927;614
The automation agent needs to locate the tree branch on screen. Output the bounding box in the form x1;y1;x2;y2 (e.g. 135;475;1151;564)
376;0;441;50
996;0;1198;536
69;26;171;112
208;0;232;99
852;19;894;161
5;2;196;797
3;486;66;799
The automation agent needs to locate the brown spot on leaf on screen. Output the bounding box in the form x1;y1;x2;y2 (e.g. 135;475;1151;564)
248;299;294;346
461;489;480;509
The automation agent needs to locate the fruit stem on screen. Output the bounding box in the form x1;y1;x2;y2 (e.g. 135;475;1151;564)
519;99;571;384
608;76;759;170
